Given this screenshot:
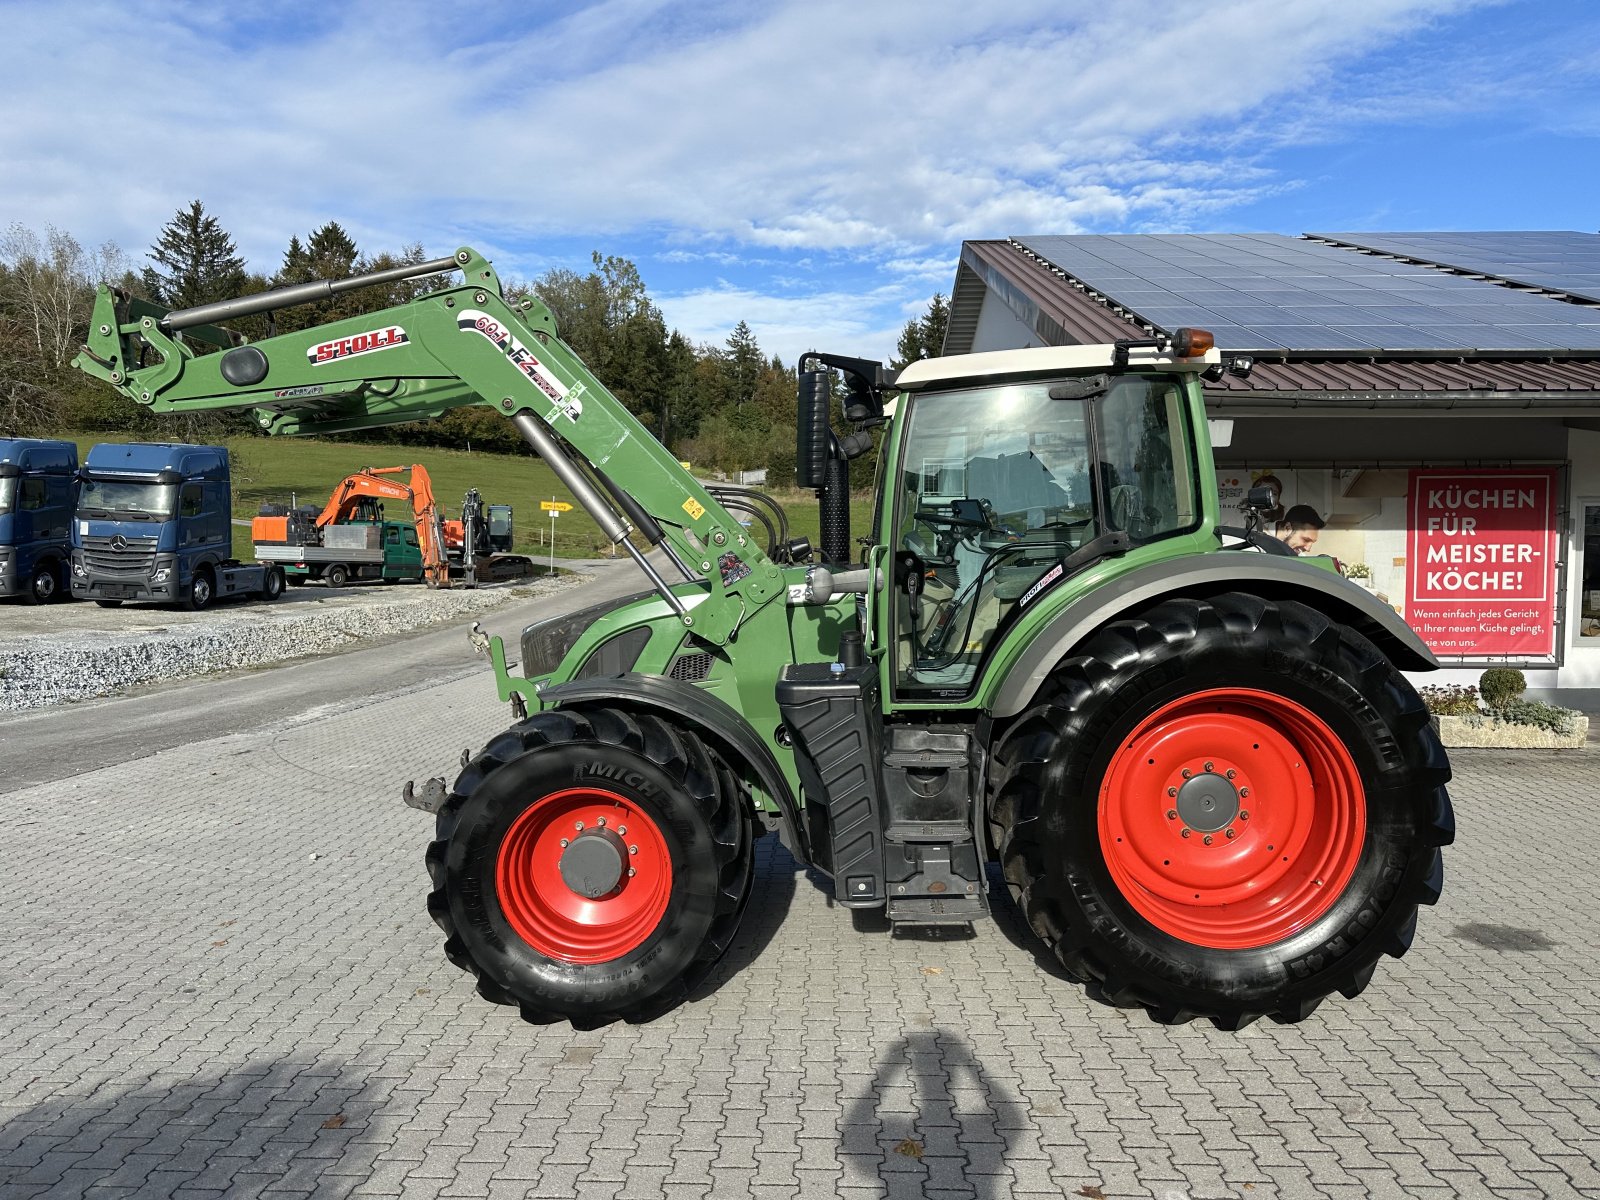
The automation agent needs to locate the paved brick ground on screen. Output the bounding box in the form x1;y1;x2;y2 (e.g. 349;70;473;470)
2;673;1597;1200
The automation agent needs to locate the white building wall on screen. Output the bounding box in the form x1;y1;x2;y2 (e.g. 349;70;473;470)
1559;426;1600;689
971;293;1045;352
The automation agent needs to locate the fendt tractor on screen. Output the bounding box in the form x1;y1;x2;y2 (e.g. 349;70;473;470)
74;249;1453;1030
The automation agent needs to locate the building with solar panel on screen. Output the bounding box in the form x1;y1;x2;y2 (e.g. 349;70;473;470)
943;231;1600;698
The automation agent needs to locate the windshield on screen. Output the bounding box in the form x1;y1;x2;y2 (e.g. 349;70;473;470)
0;477;14;517
894;374;1196;693
77;478;176;520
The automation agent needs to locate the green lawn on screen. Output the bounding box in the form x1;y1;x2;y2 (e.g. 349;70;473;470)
54;432;874;562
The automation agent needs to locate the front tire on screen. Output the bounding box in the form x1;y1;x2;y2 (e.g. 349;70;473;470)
262;566;285;601
990;592;1454;1028
187;569;214;611
325;563;348;589
25;560;60;604
427;706;753;1027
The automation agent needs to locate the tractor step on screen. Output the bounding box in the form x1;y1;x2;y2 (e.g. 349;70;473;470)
887;894;987;926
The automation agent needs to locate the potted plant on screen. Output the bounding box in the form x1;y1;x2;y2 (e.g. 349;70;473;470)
1342;561;1374;590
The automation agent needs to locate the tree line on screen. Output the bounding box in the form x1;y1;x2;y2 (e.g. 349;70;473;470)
0;201;948;482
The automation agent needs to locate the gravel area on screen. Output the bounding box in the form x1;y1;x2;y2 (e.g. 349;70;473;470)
0;574;584;711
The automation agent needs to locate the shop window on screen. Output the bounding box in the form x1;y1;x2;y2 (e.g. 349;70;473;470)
1582;503;1600;639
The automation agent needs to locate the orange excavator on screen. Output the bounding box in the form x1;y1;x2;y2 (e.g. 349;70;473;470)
252;465;451;588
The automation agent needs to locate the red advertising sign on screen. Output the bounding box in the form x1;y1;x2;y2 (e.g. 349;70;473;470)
1406;468;1560;658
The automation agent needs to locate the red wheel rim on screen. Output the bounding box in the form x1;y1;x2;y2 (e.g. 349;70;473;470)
496;787;672;964
1098;688;1366;949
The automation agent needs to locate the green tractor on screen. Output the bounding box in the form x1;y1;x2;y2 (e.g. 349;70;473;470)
75;249;1452;1029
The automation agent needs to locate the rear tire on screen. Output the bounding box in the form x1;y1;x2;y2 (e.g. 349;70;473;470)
990;592;1454;1028
325;563;348;589
427;706;753;1027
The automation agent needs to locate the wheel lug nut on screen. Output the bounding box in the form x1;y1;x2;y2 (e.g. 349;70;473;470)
1226;769;1236;780
596;817;606;827
1203;834;1213;846
559;838;569;848
617;826;627;835
1225;828;1236;839
629;845;638;855
1166;809;1177;820
1167;787;1177;797
575;821;584;831
1181;769;1192;779
1204;761;1214;772
1239;788;1250;799
627;868;636;877
1240;811;1250;820
1181;829;1191;839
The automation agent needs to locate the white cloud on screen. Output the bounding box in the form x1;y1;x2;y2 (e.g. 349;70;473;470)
1;0;1507;263
6;0;1582;364
659;282;906;366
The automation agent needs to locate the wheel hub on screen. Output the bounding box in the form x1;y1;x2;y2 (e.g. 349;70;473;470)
1176;772;1239;833
559;826;628;899
1098;688;1367;949
496;787;671;964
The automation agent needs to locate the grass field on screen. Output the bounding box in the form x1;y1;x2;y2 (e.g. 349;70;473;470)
54;432;875;562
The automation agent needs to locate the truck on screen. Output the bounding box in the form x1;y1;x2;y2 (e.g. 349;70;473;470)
252;465;445;587
73;248;1453;1031
71;442;286;609
256;518;425;588
0;437;77;604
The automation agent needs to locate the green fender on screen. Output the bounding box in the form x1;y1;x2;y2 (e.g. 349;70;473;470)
537;673;809;862
988;554;1439;719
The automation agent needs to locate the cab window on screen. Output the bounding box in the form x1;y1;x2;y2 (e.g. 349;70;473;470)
893;374;1197;694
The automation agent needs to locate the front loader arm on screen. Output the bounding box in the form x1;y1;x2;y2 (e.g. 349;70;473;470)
73;247;781;645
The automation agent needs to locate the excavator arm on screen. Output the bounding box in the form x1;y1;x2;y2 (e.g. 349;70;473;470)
74;248;783;644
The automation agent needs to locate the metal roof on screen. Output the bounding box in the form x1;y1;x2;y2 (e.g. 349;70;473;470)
946;239;1600;409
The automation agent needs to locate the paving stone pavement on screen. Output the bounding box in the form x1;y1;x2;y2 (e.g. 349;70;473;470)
1;673;1597;1200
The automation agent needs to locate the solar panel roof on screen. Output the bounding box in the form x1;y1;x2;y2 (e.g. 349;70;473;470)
1310;231;1600;305
1014;233;1600;353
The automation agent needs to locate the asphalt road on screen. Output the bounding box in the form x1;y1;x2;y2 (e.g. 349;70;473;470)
0;558;643;794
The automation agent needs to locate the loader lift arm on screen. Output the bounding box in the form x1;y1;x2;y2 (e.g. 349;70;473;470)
74;248;782;644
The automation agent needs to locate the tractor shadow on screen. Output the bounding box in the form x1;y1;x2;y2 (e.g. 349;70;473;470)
0;1056;383;1198
981;861;1079;983
841;1027;1023;1198
687;831;799;1002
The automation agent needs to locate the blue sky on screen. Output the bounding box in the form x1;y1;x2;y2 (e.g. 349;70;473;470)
3;0;1597;364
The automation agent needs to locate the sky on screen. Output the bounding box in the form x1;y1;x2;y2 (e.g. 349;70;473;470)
3;0;1598;365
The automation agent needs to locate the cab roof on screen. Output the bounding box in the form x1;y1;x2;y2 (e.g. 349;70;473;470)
893;341;1220;391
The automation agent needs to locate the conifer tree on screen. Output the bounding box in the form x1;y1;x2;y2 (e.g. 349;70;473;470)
140;200;246;308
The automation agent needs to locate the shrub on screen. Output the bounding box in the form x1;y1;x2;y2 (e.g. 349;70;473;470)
1420;684;1479;716
1495;697;1578;737
1479;667;1527;709
1341;561;1372;581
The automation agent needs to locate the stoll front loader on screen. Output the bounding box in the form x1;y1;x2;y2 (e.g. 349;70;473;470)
74;249;1453;1030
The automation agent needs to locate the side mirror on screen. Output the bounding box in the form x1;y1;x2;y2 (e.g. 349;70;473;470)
795;369;831;489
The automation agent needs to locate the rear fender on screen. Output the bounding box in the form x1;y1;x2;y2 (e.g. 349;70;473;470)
989;555;1438;719
537;673;808;863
